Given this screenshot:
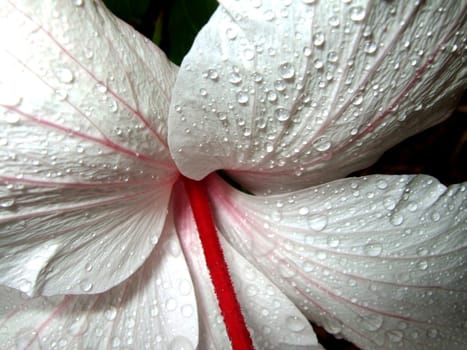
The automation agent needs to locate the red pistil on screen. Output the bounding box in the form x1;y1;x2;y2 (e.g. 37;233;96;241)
182;176;254;350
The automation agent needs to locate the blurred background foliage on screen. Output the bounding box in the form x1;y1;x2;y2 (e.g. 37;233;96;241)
104;0;217;65
102;0;465;349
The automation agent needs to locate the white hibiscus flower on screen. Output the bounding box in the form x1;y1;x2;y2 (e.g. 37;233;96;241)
0;1;465;349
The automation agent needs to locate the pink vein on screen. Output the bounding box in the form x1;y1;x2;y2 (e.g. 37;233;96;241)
9;1;171;152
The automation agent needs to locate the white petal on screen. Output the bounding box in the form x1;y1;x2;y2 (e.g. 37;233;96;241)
207;174;467;349
168;0;466;193
0;0;179;295
0;220;198;350
173;182;323;349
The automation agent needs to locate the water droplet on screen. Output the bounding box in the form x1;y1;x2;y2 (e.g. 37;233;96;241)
274;107;290;122
363;241;383;256
111;336;121;348
329;16;340;27
313;137;331;151
225;27;238;40
327;237;340;248
55;89;68;101
79;279;93;292
165;298;177;311
427;328;438;338
55;67;74;84
364;40;378;54
95;82;107;93
298;206;309;216
286;316;306;332
327;51;338;63
207;69;218;81
359;313;383;331
390;213;404;226
181;304;194;318
313;59;324;69
228;72;242;84
322;318;342;335
236;91;249;104
71;0;84;6
265;142;274;153
104;306;117;321
278;62;295;79
350;6;366;21
169;336;195;350
267;90;278;102
68;317;88;336
417;260;428;271
352;94;363;106
302;0;317;4
0;198;16;208
274;79;286;92
307;214;328;231
313;32;325;46
18;279;32;293
431;212;441;222
199;88;207;97
252;72;263;83
383;197;396;210
376;179;388;189
303;46;312;56
386;329;403;343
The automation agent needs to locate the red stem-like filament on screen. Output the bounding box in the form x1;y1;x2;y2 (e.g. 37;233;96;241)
182;176;254;350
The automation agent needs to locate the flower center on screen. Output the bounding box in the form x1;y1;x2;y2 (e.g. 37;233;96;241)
182;176;254;350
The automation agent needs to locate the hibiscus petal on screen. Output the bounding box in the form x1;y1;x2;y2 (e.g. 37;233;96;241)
0;0;178;295
207;174;467;349
0;220;198;349
168;0;466;193
173;182;323;349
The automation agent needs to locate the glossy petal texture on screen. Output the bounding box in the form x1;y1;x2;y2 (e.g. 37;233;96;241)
0;0;178;295
207;174;467;349
173;182;323;349
168;0;466;194
0;221;199;350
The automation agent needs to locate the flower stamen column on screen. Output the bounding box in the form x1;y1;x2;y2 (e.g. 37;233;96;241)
183;176;254;350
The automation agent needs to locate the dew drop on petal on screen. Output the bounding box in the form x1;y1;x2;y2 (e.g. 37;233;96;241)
79;279;93;292
307;214;328;231
386;329;404;343
71;0;84;6
417;260;429;271
236;91;249;104
0;198;16;208
390;213;404;226
363;241;383;257
104;306;117;321
327;237;340;248
350;6;366;22
274;79;286;92
267;90;278;102
302;0;317;4
274;107;290;122
55;67;74;84
286;315;306;332
359;313;383;332
278;62;295;79
313;137;331;151
376;179;388;189
298;206;309;216
313;32;325;46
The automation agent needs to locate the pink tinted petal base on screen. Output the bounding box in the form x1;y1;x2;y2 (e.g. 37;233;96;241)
182;176;254;350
